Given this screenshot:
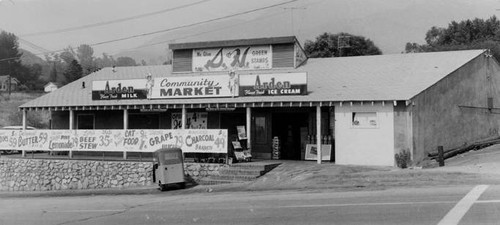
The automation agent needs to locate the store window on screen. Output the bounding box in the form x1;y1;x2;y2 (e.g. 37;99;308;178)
171;112;207;129
352;112;378;128
77;114;95;129
129;113;160;129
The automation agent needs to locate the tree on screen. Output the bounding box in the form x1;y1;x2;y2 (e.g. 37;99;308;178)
23;63;43;90
0;31;23;78
76;44;96;75
0;31;45;91
304;32;382;58
60;47;76;64
116;56;137;67
95;53;116;68
63;60;83;85
404;16;500;60
48;62;58;82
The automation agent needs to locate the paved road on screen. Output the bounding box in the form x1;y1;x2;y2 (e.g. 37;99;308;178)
1;185;500;225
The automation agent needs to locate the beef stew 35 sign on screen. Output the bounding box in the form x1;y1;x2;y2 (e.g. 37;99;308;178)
0;129;228;153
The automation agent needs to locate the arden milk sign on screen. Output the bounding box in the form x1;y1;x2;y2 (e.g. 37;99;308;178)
239;72;307;96
0;129;228;153
92;79;148;100
192;45;272;72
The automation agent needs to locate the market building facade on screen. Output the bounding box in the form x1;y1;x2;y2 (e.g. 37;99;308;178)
18;36;500;167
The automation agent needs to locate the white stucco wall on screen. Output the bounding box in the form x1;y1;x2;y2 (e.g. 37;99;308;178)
44;85;58;93
335;103;395;166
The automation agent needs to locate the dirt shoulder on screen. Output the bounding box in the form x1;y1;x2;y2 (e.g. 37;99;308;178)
208;145;500;193
209;161;500;193
427;144;500;175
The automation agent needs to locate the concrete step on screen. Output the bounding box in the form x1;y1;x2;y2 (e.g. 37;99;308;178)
209;174;260;182
230;163;281;171
197;178;245;186
219;168;264;176
196;162;281;186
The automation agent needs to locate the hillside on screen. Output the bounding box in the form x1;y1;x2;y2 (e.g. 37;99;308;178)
0;92;49;128
20;49;47;66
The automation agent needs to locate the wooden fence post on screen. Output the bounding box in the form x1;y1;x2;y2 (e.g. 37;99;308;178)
438;146;445;167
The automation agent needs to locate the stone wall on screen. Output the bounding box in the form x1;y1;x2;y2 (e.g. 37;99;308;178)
0;158;227;192
0;158;153;192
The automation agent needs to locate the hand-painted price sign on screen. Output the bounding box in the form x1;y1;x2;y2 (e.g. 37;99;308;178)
0;129;227;153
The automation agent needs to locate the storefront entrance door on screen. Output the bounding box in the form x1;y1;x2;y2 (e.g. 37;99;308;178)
252;112;272;159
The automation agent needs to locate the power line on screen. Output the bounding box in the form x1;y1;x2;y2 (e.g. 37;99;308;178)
18;38;51;53
90;0;299;47
20;0;213;37
0;0;299;63
115;9;290;53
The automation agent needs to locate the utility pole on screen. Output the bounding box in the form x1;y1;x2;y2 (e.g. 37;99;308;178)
8;74;11;96
7;60;11;96
283;7;306;35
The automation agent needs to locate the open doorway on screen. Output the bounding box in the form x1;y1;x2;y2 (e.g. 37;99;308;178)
272;112;308;160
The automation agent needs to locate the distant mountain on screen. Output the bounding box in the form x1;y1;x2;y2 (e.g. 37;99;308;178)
19;49;47;66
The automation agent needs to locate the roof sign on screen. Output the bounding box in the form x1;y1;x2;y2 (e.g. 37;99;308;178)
192;45;272;72
239;72;307;96
92;79;148;100
151;75;235;99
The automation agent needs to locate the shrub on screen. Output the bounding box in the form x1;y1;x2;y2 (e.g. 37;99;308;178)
7;111;50;129
395;150;412;168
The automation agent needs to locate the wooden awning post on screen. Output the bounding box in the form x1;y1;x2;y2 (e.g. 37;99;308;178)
123;109;128;160
21;109;27;157
181;106;187;130
69;109;74;158
246;107;252;153
69;109;75;159
316;105;322;164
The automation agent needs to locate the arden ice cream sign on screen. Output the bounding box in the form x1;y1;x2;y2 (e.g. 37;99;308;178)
239;72;307;96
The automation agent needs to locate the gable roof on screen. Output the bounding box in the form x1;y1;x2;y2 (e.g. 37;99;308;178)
20;50;485;110
44;82;60;88
0;75;20;84
169;36;297;50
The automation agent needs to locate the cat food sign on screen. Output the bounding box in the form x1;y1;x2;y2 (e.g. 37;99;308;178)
192;45;272;72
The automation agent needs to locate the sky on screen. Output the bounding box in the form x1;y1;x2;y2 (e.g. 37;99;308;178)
0;0;498;63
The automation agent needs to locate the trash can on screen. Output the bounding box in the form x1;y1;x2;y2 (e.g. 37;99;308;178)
153;148;186;191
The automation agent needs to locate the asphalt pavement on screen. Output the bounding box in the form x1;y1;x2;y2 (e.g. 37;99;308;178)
1;185;500;224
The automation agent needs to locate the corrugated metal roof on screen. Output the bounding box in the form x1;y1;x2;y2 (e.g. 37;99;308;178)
20;50;485;109
169;36;296;50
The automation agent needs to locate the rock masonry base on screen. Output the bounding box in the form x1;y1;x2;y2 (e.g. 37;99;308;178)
0;158;226;192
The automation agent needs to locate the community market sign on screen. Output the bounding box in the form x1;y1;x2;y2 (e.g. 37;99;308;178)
0;129;228;153
151;75;235;98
